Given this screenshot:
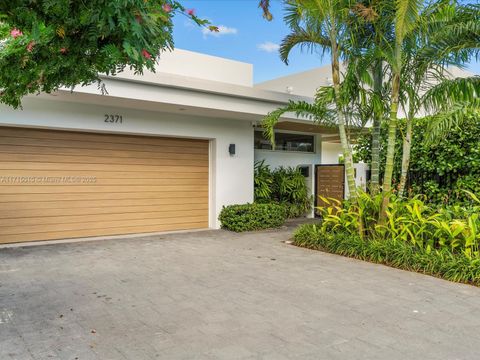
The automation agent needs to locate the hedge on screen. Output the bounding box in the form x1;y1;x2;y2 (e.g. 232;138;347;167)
219;203;286;232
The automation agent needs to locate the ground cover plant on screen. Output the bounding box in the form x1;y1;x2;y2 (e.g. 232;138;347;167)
293;191;480;285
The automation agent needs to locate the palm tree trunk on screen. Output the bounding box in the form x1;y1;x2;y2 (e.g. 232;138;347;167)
330;40;357;201
370;61;383;195
380;71;400;221
398;110;413;196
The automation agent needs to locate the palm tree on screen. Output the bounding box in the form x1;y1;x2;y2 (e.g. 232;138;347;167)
263;0;362;201
348;2;395;195
379;0;424;220
395;1;480;196
380;0;480;217
276;1;394;196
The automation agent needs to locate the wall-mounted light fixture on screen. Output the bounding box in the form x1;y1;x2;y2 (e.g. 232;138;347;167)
229;144;236;156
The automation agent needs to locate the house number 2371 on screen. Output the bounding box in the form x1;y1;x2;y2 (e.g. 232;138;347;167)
104;114;123;123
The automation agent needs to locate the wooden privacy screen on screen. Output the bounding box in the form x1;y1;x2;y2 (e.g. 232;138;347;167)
0;127;209;243
315;165;345;215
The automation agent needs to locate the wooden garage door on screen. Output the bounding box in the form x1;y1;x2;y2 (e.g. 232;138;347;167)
0;127;209;244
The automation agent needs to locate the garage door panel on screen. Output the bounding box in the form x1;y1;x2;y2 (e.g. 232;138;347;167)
0;197;207;210
0;185;209;194
0;203;209;219
0;170;209;179
0;127;209;243
0;137;209;154
0;153;208;167
0;191;209;203
0;222;208;244
0;209;208;227
0;127;208;147
0;215;208;236
0;177;208;187
0;162;208;173
0;145;209;161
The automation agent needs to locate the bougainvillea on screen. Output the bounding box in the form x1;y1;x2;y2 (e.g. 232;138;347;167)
0;1;215;108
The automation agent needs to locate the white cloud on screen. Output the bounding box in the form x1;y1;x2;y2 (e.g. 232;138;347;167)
257;41;280;53
202;25;238;38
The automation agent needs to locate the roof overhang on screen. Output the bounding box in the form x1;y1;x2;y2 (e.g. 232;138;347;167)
264;120;367;143
43;73;315;122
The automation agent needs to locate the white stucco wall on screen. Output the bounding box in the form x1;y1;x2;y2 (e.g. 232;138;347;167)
321;142;342;164
120;48;254;87
0;98;254;229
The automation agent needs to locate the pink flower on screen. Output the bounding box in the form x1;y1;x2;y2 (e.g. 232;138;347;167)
163;3;172;13
141;49;152;60
187;8;195;16
10;28;23;38
26;41;35;52
60;47;68;54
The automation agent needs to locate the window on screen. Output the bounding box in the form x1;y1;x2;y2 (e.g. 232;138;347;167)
254;130;315;153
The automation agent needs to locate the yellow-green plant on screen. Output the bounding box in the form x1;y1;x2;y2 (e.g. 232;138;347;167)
315;190;480;258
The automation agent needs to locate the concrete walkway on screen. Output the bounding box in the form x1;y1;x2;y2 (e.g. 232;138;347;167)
1;226;479;360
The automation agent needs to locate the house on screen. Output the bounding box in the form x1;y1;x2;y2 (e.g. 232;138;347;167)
0;49;362;244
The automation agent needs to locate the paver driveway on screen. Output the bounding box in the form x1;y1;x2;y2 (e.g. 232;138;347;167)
1;225;480;360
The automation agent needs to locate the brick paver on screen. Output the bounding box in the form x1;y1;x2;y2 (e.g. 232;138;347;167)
1;226;479;359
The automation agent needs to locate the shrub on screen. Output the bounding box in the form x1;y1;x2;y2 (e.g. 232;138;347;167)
219;203;286;232
254;161;312;218
355;116;480;205
296;190;480;285
316;191;480;257
293;224;480;286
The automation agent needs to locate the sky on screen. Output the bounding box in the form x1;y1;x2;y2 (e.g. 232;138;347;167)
172;0;480;84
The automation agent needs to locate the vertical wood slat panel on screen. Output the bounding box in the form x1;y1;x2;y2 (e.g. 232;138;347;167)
315;165;345;215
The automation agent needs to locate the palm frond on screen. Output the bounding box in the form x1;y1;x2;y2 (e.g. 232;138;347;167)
262;99;336;146
425;99;480;143
422;76;480;113
259;0;273;21
395;0;423;43
279;29;330;64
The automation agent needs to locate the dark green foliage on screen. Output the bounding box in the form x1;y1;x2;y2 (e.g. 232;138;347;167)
0;1;210;108
254;161;312;218
356;116;480;204
293;224;480;286
218;203;286;232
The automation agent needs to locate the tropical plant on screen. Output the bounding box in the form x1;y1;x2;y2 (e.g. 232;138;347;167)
395;2;480;196
254;161;312;218
262;0;360;201
293;222;480;285
254;161;274;201
346;1;395;194
380;0;480;216
315;190;480;257
379;0;423;218
356;115;480;204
